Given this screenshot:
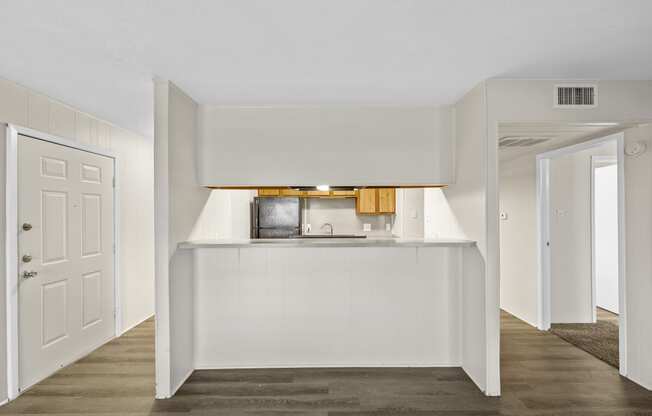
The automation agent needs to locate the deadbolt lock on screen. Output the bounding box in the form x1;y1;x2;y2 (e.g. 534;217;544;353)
22;271;38;279
22;254;32;263
22;223;32;231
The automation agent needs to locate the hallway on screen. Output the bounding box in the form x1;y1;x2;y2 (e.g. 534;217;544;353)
0;313;650;415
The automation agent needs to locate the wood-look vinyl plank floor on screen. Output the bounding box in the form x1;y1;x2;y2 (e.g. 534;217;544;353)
0;312;651;415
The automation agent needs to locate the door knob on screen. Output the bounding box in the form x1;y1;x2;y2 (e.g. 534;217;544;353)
22;271;38;279
22;254;32;263
22;223;32;231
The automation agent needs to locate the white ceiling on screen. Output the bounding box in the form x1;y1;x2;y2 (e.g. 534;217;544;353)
1;1;652;138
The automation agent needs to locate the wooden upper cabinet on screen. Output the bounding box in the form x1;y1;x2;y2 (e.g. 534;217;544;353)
377;188;396;214
279;188;302;196
356;189;378;214
330;190;356;197
257;188;394;216
258;188;357;198
356;188;396;215
304;190;330;197
258;188;280;196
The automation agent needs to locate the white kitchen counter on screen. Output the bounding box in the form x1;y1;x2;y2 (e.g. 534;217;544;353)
178;237;476;249
168;238;487;393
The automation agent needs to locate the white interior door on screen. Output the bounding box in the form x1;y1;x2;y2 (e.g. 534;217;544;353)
18;135;115;391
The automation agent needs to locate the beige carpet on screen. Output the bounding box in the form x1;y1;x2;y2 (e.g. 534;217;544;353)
550;310;619;368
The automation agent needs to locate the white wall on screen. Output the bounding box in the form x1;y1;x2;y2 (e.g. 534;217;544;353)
154;81;205;398
193;246;463;368
445;83;498;395
395;189;425;239
549;142;616;323
303;198;393;237
0;126;7;401
196;105;454;187
424;188;465;239
498;156;538;325
0;77;155;402
192;190;255;240
594;163;619;314
623;124;652;390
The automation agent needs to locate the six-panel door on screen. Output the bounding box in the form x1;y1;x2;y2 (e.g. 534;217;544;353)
18;135;115;391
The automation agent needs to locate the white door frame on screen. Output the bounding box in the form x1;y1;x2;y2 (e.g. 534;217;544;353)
590;155;618;322
536;132;627;377
4;124;121;400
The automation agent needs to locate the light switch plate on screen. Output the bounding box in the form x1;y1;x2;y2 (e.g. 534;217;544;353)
363;223;371;232
385;223;391;232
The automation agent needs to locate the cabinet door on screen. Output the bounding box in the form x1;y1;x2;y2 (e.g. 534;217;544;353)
258;188;280;196
279;188;302;196
304;190;330;197
377;188;396;214
356;189;377;214
330;190;356;197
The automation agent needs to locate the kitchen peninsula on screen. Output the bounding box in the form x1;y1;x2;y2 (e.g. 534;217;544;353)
169;236;487;394
155;89;496;400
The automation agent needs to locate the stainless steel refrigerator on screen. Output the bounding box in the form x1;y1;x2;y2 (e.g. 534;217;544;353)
252;197;301;238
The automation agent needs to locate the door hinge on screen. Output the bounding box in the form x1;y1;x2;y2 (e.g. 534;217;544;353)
112;177;116;188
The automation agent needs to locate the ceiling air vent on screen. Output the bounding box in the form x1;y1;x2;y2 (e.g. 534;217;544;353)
554;84;597;108
499;136;552;148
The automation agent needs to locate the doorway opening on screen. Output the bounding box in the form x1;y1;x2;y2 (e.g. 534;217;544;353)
498;123;627;375
539;138;621;369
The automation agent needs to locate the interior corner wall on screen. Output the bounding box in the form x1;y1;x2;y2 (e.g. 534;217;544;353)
446;83;493;394
155;81;209;398
623;124;652;390
498;156;538;325
1;77;155;403
0;125;8;402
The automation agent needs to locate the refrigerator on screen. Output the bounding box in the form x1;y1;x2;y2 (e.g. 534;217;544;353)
252;197;301;238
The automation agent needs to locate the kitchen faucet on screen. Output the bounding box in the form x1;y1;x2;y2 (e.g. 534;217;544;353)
321;223;334;236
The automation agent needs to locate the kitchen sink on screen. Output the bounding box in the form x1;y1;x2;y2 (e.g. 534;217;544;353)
296;234;367;239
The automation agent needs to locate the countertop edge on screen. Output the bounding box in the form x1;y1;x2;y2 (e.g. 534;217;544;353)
178;239;477;249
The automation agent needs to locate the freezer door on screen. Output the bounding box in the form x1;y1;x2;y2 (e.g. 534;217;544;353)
257;227;301;239
257;197;301;228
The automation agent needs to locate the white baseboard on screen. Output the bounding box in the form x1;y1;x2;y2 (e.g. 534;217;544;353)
194;362;461;370
170;368;194;397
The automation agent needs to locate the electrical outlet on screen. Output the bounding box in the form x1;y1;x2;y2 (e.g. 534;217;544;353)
363;223;371;232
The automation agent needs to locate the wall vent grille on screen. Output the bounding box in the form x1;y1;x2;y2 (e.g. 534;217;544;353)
555;84;597;107
499;136;552;148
